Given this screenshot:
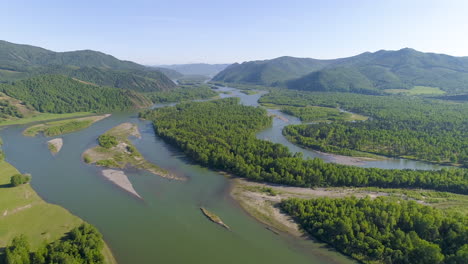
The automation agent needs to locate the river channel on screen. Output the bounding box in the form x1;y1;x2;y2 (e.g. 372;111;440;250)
0;86;443;264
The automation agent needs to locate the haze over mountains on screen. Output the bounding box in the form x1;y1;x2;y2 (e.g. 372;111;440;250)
213;48;468;94
3;40;468;96
156;63;230;77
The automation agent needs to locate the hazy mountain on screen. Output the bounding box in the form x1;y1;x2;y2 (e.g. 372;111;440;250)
212;57;339;85
158;63;230;77
151;67;184;79
0;40;176;92
213;49;468;94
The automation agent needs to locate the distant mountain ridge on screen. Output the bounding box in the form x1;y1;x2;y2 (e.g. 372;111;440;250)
157;63;230;77
213;49;468;94
0;40;176;92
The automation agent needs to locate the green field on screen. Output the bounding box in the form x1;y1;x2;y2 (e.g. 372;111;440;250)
0;161;82;250
0;112;92;126
385;86;446;95
0;161;116;263
23;114;108;137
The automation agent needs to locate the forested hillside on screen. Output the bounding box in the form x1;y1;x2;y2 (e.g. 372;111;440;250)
140;98;468;194
214;48;468;94
0;75;151;113
261;90;468;166
281;197;468;264
212;56;335;85
0;40;176;92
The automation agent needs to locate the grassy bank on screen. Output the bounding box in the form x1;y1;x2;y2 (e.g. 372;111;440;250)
0;112;92;126
0;161;116;263
23;114;110;137
230;178;468;239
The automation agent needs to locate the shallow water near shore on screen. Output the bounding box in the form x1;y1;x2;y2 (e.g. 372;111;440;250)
0;86;444;264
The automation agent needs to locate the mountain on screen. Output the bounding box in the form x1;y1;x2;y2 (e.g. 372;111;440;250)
213;49;468;94
0;40;176;92
212;57;335;85
285;67;378;94
151;67;184;79
158;63;230;77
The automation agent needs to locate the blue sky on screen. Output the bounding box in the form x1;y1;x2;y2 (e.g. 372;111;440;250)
2;0;467;64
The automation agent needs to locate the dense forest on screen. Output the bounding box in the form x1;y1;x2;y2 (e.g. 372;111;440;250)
3;224;105;264
145;85;218;103
0;40;177;92
140;98;468;194
261;90;468;166
33;66;177;92
280;105;354;122
281;197;468;264
0;75;151;113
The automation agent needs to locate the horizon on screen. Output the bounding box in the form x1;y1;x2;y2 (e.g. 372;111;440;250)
4;39;467;67
2;0;468;64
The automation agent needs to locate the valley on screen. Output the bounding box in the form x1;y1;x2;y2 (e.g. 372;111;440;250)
0;39;466;264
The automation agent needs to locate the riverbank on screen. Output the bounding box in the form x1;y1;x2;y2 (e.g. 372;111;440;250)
0;161;116;264
0;112;92;126
83;122;185;181
230;178;468;238
23;114;111;137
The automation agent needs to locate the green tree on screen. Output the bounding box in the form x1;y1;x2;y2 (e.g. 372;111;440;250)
5;235;31;264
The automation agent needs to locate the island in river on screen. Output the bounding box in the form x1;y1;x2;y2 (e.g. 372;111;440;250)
83;122;185;181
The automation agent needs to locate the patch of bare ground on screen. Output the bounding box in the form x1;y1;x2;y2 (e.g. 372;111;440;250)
268;112;289;122
47;138;63;154
102;169;142;199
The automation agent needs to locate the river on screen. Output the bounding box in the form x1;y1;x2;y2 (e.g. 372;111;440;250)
0;86;443;264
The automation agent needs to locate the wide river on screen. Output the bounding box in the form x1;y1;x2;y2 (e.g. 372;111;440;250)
0;86;443;264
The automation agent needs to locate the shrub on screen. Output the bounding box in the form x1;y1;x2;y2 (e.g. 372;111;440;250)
98;134;118;149
10;174;31;187
95;159;119;168
83;154;92;164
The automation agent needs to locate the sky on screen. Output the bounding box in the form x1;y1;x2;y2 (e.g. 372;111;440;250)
1;0;468;64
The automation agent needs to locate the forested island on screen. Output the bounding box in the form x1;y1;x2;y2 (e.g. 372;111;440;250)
260;90;468;166
140;98;468;194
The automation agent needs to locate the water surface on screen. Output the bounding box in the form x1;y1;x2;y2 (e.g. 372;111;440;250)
1;87;443;264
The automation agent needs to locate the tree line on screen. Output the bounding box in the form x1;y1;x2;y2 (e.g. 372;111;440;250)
145;85;218;103
140;98;468;194
0;75;150;114
3;223;105;264
281;197;468;264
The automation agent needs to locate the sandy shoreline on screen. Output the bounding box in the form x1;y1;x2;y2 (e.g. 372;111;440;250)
101;169;142;199
229;178;430;238
47;138;63;154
